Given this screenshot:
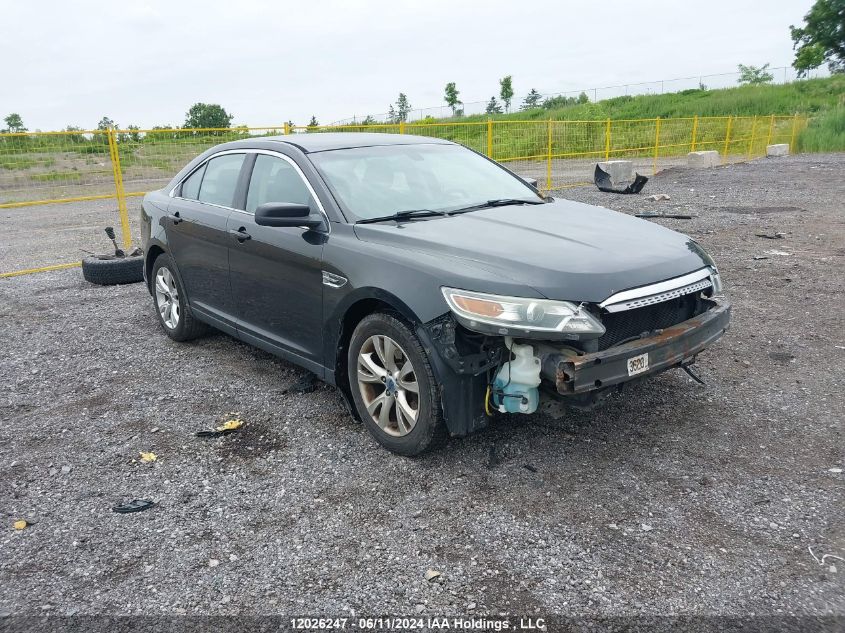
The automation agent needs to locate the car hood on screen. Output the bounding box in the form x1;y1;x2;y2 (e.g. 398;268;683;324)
352;199;711;303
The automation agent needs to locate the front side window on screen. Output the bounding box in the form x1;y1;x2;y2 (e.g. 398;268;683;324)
197;153;245;207
180;164;205;200
308;143;539;221
246;154;314;213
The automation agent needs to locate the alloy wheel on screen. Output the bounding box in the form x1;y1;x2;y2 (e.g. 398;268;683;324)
154;267;180;330
356;334;420;437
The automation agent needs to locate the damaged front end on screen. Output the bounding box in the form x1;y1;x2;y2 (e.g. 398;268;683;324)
419;268;730;435
536;298;730;399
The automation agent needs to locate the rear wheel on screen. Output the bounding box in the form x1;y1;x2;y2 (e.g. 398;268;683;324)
150;254;208;342
347;313;444;456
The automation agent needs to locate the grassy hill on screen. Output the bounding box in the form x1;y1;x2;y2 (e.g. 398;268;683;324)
456;76;844;122
432;76;843;153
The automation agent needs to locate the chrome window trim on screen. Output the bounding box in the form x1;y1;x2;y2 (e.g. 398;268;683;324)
168;148;330;231
599;268;713;312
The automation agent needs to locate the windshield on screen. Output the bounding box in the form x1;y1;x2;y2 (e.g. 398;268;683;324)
308;143;541;221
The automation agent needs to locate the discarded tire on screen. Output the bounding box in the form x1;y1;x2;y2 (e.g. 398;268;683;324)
81;255;144;286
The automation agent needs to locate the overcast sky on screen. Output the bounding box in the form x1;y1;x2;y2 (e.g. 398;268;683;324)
1;0;815;131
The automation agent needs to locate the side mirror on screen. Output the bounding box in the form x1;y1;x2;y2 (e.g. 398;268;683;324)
521;176;539;189
254;202;323;229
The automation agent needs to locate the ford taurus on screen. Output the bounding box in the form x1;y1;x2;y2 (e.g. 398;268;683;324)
140;133;730;455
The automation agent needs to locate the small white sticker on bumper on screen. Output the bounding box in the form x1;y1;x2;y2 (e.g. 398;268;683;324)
627;352;649;376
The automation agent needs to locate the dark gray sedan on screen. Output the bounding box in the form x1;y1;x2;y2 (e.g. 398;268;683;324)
140;133;730;455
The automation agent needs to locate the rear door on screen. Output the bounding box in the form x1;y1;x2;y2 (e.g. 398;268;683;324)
227;152;326;372
166;152;246;328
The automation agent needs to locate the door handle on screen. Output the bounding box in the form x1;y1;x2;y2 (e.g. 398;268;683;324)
167;211;182;225
228;227;251;243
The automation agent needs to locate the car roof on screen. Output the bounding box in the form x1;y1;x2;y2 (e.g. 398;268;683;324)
231;132;456;153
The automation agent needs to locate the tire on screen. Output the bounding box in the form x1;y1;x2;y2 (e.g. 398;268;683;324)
81;255;143;285
150;254;209;342
347;313;445;456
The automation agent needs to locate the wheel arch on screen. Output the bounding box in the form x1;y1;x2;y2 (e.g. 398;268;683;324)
144;244;166;293
331;292;423;420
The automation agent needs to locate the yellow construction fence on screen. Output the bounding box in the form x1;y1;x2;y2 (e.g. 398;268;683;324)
0;114;807;276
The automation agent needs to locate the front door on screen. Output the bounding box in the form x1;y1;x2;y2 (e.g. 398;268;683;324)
227;153;326;371
165;152;246;326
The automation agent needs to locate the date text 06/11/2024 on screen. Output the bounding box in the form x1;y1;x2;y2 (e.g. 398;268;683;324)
289;617;547;630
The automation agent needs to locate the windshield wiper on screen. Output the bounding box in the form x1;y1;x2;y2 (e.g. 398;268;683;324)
355;209;449;225
449;198;546;215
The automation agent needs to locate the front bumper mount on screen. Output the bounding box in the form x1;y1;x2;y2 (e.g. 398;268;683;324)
540;301;731;395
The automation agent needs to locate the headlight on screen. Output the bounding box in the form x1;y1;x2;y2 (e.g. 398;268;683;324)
441;287;606;338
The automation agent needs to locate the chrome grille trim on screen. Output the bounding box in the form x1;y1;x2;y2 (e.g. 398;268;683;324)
600;268;713;313
603;279;712;312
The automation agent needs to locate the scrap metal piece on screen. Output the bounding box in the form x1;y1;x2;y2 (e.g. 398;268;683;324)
112;499;156;514
594;165;648;194
635;213;693;219
682;365;706;385
104;226;125;257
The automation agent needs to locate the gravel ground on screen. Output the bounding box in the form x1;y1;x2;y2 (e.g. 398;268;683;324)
1;154;843;621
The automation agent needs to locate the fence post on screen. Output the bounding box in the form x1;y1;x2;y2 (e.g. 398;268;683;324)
399;121;405;134
722;116;733;165
486;118;493;158
283;122;291;135
766;114;775;147
789;113;799;152
546;118;553;192
652;117;661;175
107;129;132;249
690;115;699;152
747;115;758;159
604;118;611;161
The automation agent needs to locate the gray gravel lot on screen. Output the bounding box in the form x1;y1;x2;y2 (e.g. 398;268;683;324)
1;154;843;619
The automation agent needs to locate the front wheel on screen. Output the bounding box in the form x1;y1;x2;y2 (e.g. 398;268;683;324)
150;254;208;342
347;313;444;456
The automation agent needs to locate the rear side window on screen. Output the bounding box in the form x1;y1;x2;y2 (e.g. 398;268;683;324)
246;155;314;213
197;154;245;207
180;164;205;200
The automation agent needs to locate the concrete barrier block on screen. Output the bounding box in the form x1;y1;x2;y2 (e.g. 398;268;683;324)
767;144;789;157
687;151;720;169
596;160;632;185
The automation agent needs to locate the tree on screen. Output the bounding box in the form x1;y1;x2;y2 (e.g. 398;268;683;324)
361;115;376;125
499;75;514;112
444;82;460;115
97;116;116;130
184;103;233;129
737;63;774;85
308;115;319;128
3;113;26;133
790;0;845;76
64;125;84;143
520;88;542;110
577;91;589;104
387;104;397;123
485;96;503;115
396;93;412;122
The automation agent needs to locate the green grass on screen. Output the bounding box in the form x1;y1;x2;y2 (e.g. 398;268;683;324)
454;76;845;123
796;106;845;152
0;157;38;170
31;171;83;183
408;76;845;155
0;156;56;170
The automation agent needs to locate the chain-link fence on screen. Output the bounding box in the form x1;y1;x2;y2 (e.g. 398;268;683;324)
329;66;829;125
0;114;808;276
